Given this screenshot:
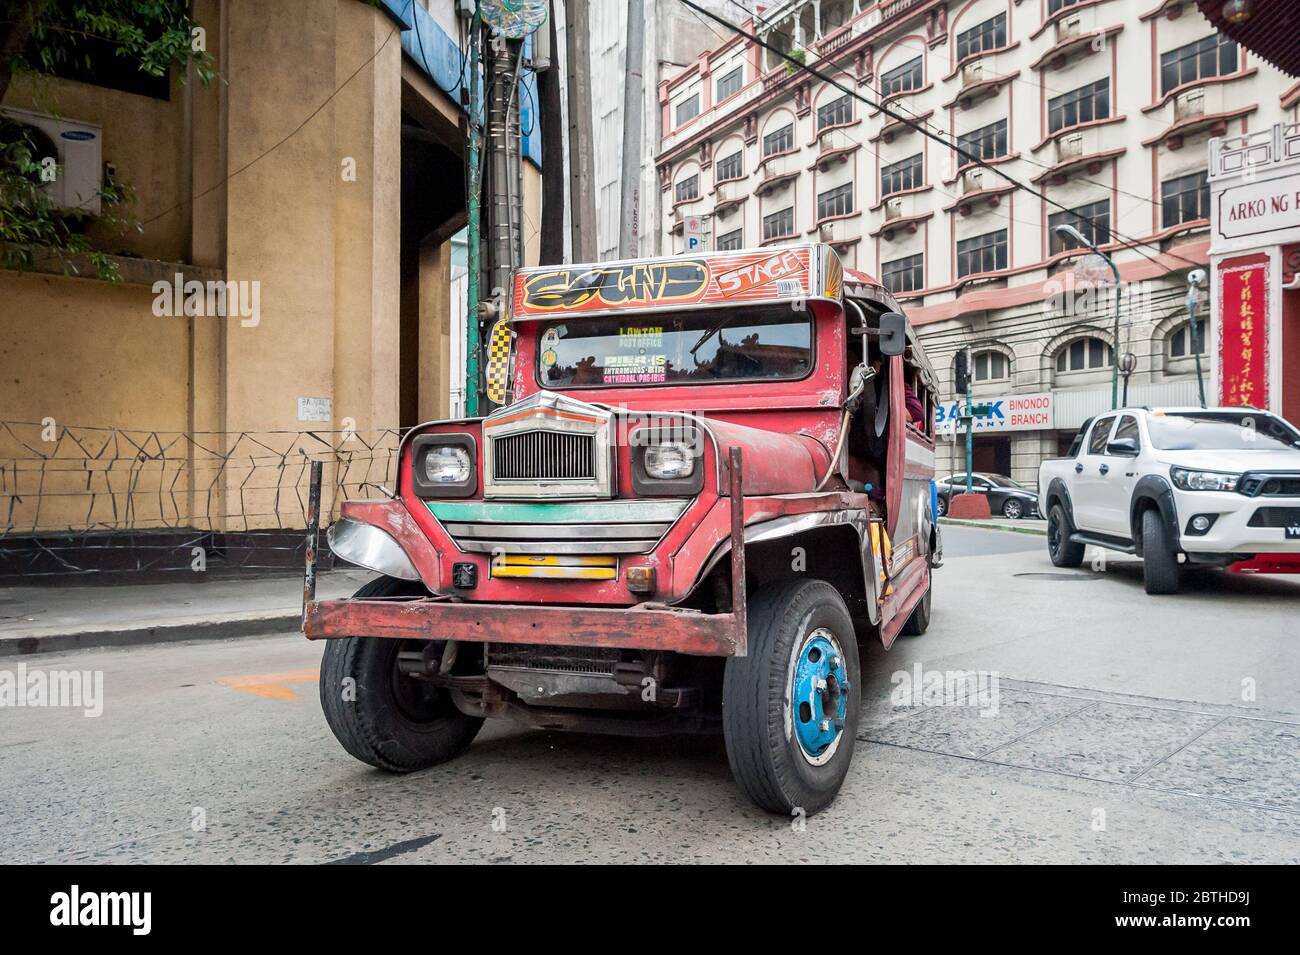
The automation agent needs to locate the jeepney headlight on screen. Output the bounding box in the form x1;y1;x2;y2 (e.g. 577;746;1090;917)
410;434;477;498
1170;467;1239;492
644;441;695;480
425;445;471;484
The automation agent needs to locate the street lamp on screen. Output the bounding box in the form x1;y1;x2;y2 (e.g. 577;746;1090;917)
1055;223;1121;409
1119;351;1137;407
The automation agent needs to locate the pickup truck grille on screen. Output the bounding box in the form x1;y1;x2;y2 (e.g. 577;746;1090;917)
1247;507;1300;528
1238;472;1300;497
493;430;594;481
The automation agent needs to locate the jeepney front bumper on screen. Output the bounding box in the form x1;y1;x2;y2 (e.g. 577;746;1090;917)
302;597;746;656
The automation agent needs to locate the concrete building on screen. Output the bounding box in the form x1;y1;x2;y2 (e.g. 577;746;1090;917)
0;0;542;544
569;0;735;260
654;0;1297;485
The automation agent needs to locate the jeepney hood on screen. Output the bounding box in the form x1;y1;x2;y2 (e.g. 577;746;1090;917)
699;415;832;495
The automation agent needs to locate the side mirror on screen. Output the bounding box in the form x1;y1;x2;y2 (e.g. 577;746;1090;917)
879;311;906;357
1106;437;1139;456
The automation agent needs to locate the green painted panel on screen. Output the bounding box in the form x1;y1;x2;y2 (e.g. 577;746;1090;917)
425;499;690;524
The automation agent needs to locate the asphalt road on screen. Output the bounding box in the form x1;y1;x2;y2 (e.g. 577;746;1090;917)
3;525;1298;864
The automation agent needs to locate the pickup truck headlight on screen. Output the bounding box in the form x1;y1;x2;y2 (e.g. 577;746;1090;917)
1170;467;1239;492
410;434;477;498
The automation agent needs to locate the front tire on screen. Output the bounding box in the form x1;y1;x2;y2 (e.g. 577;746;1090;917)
723;579;860;816
1048;504;1085;568
936;495;948;518
320;576;484;772
1141;508;1182;595
1002;498;1024;520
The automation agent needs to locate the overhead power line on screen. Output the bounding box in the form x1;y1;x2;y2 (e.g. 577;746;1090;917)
678;0;1204;274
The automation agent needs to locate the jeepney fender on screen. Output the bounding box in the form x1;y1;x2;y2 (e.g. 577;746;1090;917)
688;509;882;625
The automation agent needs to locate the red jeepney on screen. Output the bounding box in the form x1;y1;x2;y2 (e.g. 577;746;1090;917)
304;243;941;814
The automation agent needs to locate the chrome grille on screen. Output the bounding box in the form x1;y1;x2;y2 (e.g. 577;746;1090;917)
493;430;595;481
1239;472;1300;497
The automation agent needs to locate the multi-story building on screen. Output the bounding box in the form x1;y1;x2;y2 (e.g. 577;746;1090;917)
654;0;1298;484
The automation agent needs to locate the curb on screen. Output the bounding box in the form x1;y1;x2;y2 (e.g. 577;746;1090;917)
940;517;1048;538
0;611;302;658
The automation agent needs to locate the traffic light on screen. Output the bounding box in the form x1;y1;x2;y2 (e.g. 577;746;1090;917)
954;349;969;395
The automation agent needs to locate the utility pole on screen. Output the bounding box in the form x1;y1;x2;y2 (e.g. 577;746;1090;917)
565;0;597;262
465;6;484;417
538;2;565;265
618;0;645;258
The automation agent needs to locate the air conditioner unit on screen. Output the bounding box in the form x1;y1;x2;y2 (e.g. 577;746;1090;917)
962;168;984;194
1175;89;1205;121
885;197;903;220
1058;133;1084;161
962;60;984;86
0;106;103;215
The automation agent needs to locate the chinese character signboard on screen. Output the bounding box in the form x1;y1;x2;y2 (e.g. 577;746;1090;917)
1218;260;1269;408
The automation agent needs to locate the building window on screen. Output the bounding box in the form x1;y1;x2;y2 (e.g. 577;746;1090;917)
817;93;853;131
880;56;923;96
817;182;854;220
1056;336;1112;373
1161;170;1209;227
956;229;1008;277
956;14;1007;63
956;119;1008;164
1049;199;1111;254
674;174;699;204
716;65;743;101
1048;0;1083;14
763;122;794;157
1161;34;1237;95
675;92;700;127
972;350;1010;382
881;153;923;196
882;253;924;294
716;151;743;182
1048;78;1109;133
763;206;794;241
1167;322;1206;359
716;228;743;251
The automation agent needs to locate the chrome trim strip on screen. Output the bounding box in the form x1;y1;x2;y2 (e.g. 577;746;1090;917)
444;521;673;540
457;539;658;555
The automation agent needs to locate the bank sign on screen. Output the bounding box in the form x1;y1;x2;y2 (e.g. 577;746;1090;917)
935;392;1054;435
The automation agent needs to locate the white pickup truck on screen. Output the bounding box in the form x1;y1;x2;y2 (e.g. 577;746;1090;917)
1038;406;1300;593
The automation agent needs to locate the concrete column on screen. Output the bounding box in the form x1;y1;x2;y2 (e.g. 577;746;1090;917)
419;236;453;422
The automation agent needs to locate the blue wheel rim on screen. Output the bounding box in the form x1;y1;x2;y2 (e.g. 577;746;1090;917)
789;628;848;764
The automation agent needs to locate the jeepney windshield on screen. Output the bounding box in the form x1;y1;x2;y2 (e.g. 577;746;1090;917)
536;304;813;388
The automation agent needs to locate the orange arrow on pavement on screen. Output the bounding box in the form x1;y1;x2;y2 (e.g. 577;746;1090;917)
216;668;319;701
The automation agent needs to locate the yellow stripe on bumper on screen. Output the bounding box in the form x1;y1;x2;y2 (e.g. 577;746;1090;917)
490;554;618;580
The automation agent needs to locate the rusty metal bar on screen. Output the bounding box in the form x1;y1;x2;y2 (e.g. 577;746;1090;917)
303;597;743;656
728;446;747;656
302;459;322;631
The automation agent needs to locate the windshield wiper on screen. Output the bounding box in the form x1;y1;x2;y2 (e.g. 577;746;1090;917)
689;314;734;356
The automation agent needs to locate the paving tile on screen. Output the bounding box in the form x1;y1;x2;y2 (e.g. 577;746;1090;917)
862;687;1088;759
1138;717;1300;812
988;703;1222;783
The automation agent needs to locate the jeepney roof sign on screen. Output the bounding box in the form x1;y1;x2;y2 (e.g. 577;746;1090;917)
510;243;844;321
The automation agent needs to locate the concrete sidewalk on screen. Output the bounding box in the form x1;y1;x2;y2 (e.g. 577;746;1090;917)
0;568;373;656
940;516;1047;536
